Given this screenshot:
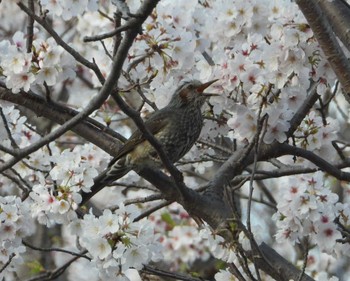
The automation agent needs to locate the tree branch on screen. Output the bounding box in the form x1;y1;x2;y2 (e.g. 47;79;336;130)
0;86;124;154
287;82;319;137
296;0;350;103
141;264;210;281
316;0;350;53
111;90;188;200
22;240;90;260
257;243;314;281
84;24;132;42
17;2;105;85
0;7;141;173
25;0;35;53
278;143;350;181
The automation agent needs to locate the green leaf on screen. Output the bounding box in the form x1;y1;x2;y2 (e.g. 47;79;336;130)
26;260;45;275
161;212;176;228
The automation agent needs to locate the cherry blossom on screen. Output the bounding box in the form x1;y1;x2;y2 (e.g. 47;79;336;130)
69;204;162;280
0;0;349;280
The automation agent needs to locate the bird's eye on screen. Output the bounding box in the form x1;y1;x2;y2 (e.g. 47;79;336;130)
188;84;195;90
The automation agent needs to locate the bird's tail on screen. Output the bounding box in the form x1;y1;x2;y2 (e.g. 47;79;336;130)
80;158;131;206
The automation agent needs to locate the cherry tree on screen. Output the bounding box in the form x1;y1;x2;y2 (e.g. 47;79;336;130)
0;0;350;280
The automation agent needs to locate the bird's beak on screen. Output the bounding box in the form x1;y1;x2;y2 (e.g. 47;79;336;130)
196;79;219;93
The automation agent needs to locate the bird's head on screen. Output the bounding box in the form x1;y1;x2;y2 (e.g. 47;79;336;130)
169;79;219;108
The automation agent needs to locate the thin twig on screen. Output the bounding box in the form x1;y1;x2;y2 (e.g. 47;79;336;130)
198;139;234;155
23;254;85;281
134;200;173;221
126;49;155;73
238;193;277;210
111;89;188;199
23;240;91;260
0;253;15;274
123;193;163;206
142;264;209;281
279;143;350;181
1;172;31;199
84;0;141;43
2;0;157;174
26;0;35;53
287;81;319;137
297;239;309;281
98;9;114;22
228;261;247;281
84;24;131;42
111;194;164;212
121;70;159;111
246;116;268;281
100;40;113;60
0;83;127;144
255;181;277;207
17;2;105;85
0;107;19;148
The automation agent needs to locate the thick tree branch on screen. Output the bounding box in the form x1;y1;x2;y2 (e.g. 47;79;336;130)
287;82;319;137
316;0;350;53
0;86;123;154
296;0;350;103
0;4;328;280
279;143;350;181
0;77;322;281
257;243;314;281
1;91;318;281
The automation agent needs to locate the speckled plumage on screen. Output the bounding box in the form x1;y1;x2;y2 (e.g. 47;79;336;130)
81;79;217;204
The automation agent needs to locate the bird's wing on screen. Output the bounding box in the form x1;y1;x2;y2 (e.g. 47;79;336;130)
108;110;170;165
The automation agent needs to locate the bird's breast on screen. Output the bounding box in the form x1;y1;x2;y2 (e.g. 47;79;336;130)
158;109;203;161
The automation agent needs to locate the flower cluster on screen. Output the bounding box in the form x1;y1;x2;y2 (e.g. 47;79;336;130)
273;171;349;255
200;224;264;262
40;0;99;20
0;31;75;93
0;103;49;190
0;0;349;279
88;0;337;148
213;0;335;144
69;204;162;281
0;104;37;150
214;268;340;281
0;103;105;226
294;111;339;162
149;204;211;268
200;226;237;263
0;196;35;280
200;224;268;281
29;144;106;226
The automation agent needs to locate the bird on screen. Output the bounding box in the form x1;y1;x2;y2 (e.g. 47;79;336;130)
80;79;218;205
